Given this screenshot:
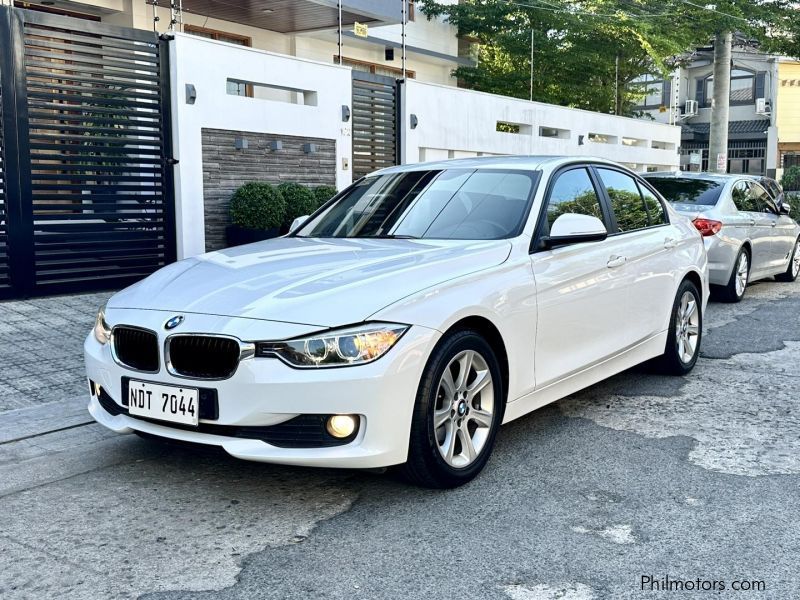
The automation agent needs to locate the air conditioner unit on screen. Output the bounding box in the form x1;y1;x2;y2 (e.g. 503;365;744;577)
756;97;770;115
684;99;698;116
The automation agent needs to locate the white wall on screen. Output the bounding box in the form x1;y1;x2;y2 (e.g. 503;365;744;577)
169;33;352;259
401;80;681;172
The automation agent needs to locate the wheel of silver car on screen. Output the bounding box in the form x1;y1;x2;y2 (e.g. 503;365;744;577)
433;350;495;469
734;252;749;297
715;247;750;303
401;329;504;488
675;290;700;364
776;237;800;283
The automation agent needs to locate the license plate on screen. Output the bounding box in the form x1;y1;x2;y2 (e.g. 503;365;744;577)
127;379;199;426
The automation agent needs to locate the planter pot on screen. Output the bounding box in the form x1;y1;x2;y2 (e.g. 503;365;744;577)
226;225;281;247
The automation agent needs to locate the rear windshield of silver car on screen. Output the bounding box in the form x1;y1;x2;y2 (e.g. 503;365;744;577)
295;169;539;240
645;177;724;206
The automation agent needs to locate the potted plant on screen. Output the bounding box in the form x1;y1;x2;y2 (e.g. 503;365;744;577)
277;182;317;233
781;166;800;216
226;182;287;246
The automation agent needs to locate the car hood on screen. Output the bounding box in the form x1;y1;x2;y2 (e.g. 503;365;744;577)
109;237;513;327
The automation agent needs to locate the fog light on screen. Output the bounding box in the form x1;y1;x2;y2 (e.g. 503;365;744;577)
326;414;357;439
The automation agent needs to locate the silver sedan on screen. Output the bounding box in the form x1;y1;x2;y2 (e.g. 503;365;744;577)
645;172;800;302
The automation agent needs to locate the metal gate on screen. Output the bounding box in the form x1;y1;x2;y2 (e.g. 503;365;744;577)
0;6;176;300
351;71;399;179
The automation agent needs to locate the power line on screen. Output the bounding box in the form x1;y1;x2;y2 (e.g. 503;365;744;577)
680;0;750;22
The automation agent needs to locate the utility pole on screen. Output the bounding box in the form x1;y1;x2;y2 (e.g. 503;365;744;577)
709;31;732;173
529;28;534;101
614;53;620;115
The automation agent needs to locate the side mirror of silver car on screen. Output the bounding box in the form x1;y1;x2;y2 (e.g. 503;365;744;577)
779;202;791;215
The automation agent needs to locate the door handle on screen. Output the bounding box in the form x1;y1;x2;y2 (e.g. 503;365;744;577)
607;255;627;268
664;237;678;249
771;222;777;227
749;219;756;226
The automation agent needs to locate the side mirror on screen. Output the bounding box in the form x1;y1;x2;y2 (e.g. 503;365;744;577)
779;202;791;215
541;213;608;249
290;215;310;232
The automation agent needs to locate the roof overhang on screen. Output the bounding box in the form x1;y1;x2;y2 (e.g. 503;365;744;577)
179;0;403;34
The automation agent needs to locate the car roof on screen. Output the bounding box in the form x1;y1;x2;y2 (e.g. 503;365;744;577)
372;155;632;175
643;171;738;183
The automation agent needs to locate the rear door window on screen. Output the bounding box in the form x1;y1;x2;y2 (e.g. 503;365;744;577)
596;168;649;233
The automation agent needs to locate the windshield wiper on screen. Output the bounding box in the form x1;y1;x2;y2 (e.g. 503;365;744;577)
371;234;420;239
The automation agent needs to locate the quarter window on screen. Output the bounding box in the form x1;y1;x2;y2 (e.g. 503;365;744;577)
596;168;649;233
639;184;667;226
543;168;605;234
731;181;753;211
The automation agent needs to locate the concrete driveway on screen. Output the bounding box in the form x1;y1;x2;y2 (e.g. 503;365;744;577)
1;280;798;599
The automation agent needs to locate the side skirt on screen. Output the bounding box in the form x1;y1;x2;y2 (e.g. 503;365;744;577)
502;332;669;424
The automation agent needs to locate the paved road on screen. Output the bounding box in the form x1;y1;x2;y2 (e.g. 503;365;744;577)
1;280;798;600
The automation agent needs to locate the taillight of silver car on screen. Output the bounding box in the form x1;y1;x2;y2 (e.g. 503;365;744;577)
692;218;723;237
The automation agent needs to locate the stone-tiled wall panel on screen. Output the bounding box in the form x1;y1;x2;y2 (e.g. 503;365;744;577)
201;129;336;251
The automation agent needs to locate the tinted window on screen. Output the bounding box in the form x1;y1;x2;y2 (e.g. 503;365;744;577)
645;177;724;206
296;169;536;240
597;168;648;232
748;182;775;213
639;183;667;226
543;168;605;234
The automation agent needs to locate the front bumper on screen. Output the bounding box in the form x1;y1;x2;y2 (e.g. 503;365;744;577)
85;309;440;469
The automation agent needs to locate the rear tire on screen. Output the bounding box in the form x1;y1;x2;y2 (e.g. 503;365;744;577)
652;279;702;375
399;330;505;488
714;247;749;303
775;237;800;282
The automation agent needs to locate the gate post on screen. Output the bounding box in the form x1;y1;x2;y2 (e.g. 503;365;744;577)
0;6;34;298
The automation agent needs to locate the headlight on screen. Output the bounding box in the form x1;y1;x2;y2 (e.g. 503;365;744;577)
94;306;111;345
256;322;409;368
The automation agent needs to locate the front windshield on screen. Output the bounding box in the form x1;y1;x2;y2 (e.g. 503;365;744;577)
645;177;724;206
295;169;537;240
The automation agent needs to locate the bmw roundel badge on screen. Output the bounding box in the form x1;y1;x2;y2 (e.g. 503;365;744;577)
165;315;184;330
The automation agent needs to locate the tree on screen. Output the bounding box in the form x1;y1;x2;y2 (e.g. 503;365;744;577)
421;0;800;115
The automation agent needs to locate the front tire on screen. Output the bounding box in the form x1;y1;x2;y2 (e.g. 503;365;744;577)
653;279;702;375
400;330;505;488
714;247;749;303
775;237;800;282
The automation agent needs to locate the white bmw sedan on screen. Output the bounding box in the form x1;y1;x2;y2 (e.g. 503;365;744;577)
85;156;708;487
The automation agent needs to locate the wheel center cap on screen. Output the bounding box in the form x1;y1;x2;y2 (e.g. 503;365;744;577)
457;401;467;417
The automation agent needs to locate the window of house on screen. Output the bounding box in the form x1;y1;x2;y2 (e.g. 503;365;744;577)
543;168;605;234
703;69;755;106
185;26;253;97
339;56;416;79
596;168;649;232
631;74;664;108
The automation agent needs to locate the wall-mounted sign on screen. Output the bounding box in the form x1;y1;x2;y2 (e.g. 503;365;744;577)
354;22;368;38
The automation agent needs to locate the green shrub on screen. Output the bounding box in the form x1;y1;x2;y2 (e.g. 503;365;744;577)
781;166;800;192
313;185;338;208
277;182;317;225
229;182;286;230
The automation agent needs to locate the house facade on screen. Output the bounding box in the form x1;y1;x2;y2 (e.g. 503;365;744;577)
12;0;468;86
635;43;780;177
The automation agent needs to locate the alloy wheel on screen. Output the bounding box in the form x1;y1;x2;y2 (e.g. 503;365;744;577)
793;240;800;277
433;350;495;468
735;253;749;297
676;290;700;364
